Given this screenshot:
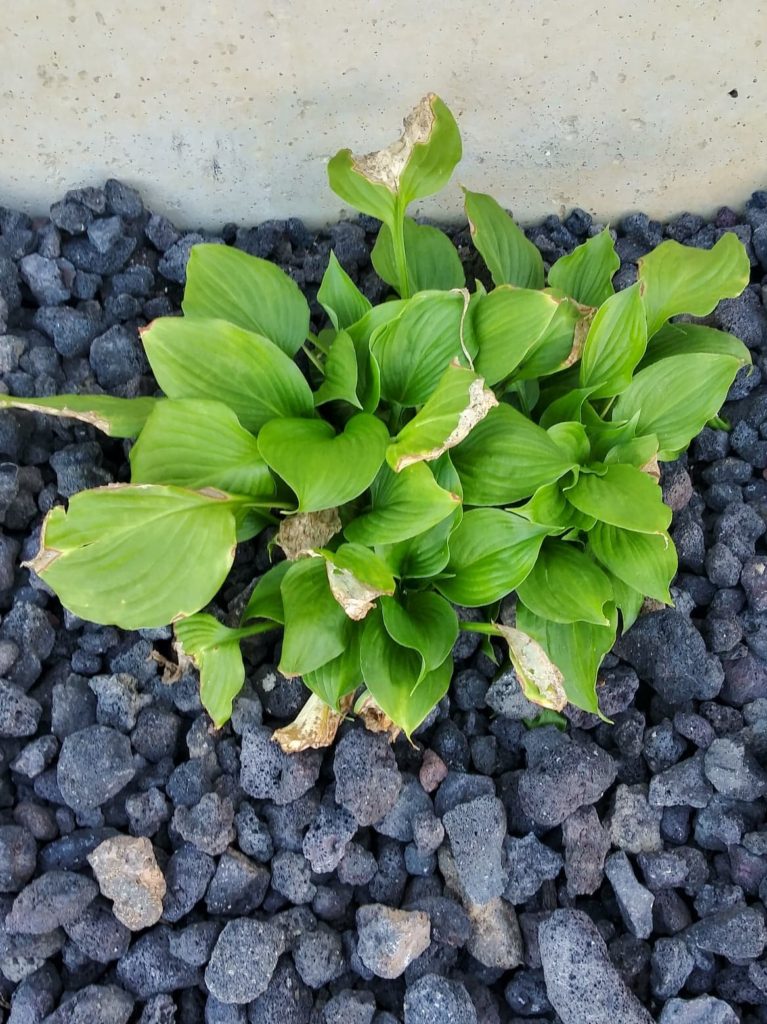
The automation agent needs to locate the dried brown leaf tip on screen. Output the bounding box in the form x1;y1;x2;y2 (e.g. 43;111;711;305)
326;564;395;621
272;692;355;753
352;94;436;191
496;625;567;712
274;508;342;561
641;454;661;481
356;694;402;742
151;640;195;685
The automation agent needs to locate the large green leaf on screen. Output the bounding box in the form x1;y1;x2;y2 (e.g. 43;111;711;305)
140;317;314;433
313;331;363;409
380;591;458;681
182;244;309;356
565;464;671;534
579;283;647;398
129;399;274;498
371;290;468;406
344;462;460;546
258;414;388;512
451;403;576;505
642;322;751;367
303;628;362;709
27;484;240;629
279;557;353;676
472;286;559;385
516;540;613;625
386;362;497;471
589;522;677;603
361;607;453;736
0;394;157;438
242;561;290;624
317;251;372;330
436;508;549;606
638;233;750;337
463;189;544;288
547;228;619;306
612;352;746;460
517;602;618;715
372;218;465;295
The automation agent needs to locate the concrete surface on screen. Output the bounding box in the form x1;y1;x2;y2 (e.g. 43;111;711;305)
1;1;765;228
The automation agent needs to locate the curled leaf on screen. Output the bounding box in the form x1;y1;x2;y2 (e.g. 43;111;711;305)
353;95;436;191
272;692;354;753
495;625;567;712
274;508;342;560
355;692;402;742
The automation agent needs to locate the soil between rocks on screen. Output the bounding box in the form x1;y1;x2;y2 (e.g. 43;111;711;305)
1;183;767;1023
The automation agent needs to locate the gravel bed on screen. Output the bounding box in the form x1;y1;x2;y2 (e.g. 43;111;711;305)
1;181;767;1023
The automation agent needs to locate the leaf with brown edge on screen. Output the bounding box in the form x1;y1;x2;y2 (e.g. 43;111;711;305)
641;454;660;481
0;393;158;438
355;692;402;742
495;625;567;712
323;543;396;621
272;692;355;753
274;509;342;560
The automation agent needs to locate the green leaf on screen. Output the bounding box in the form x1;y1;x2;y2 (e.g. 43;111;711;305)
538;386;599;430
322;543;396;620
612;352;746;460
344;462;460;546
463;189;544;288
380;591;458;681
175;614;271;727
378;509;460;580
642;322;752;367
589;522;677;603
548;228;619;306
638;233;750;337
27;484;240;629
547;421;590;463
242;561;290;624
472;286;559;385
516;483;581;531
346;300;408;346
516;541;613;625
565;463;671;534
279;557;353;676
318;251;372;330
515;297;592;380
129;399;274;498
258;413;389;512
327;94;461;226
313;331;363;409
360;607;452;736
579;283;648;398
0;394;157;438
386;362;497;471
436;508;549;606
141;317;314;433
182;244;310;356
371;290;468;406
372;219;465;295
517;602;618;715
303;628;362;708
451;403;576;505
609;575;645;632
604;434;659;470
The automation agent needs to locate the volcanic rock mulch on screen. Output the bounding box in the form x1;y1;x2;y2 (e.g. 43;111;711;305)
1;181;767;1023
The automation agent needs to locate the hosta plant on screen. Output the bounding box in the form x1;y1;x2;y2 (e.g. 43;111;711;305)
2;95;752;749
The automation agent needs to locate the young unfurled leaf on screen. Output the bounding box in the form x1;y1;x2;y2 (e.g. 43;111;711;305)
273;508;343;561
604;433;659;471
380;591;458;681
517;602;618;716
372;218;465;295
579;284;647;398
378;508;460;580
638;233;750;337
548;228;619;307
182;244;310;356
546;421;590;464
0;394;157;438
344;462;460;546
303;631;362;708
588;522;677;604
258;414;389;512
141;317;314;432
242;561;291;624
313;331;363;409
437;508;549;607
472;286;559;386
564;464;672;534
272;692;356;753
516;483;583;532
322;543;396;620
279;557;354;677
26;484;240;629
451;404;576;506
494;625;567;711
387;362;498;471
328;94;461;226
612;352;747;460
371;290;468;406
516;541;613;625
318;251;372;331
463;189;545;289
130;399;275;498
175;613;272;727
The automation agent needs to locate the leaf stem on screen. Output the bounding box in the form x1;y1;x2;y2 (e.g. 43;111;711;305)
391;204;411;300
302;343;325;374
307;331;331;355
459;620;503;636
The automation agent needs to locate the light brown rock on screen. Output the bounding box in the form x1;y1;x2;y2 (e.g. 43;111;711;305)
356;904;431;979
87;835;166;931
